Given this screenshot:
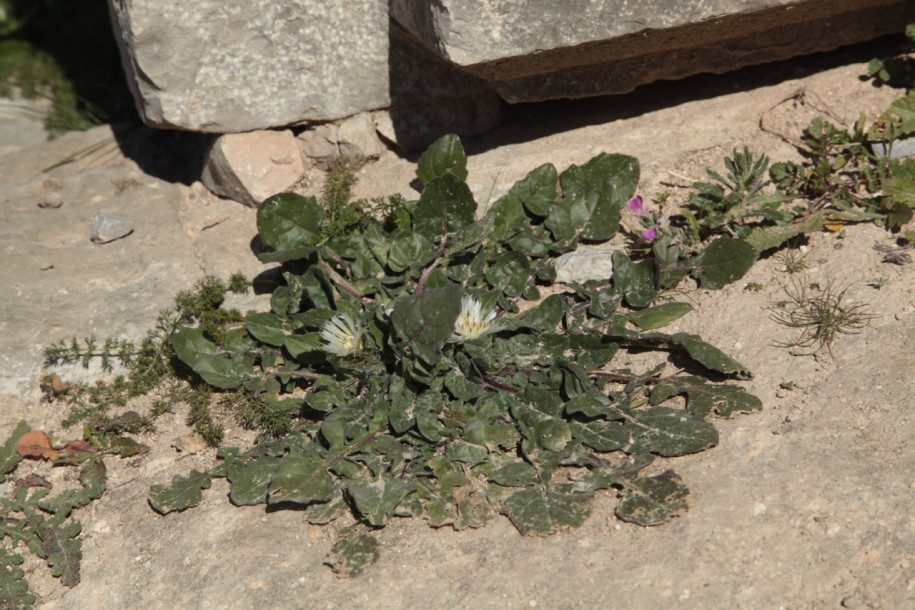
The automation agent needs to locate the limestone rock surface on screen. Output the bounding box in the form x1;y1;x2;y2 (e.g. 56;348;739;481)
299;114;386;169
201;130;305;207
108;0;390;132
391;0;915;103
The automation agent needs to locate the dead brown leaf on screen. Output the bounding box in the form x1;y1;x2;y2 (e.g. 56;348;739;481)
16;430;59;460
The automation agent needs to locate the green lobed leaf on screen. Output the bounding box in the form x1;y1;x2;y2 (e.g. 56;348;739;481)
173;326;254;387
246;313;288;346
284;332;323;359
39;458;106;518
884;158;915;208
670;332;752;378
34;519;82;587
571;454;656;494
148;470;212;514
501;294;564;332
690;237;758;289
268;456;334;506
172;327;220;368
650;376;762;418
227;457;279;506
501;485;592;535
546;153;637;242
0;547;36;609
615;470;690;526
625;407;718;457
881;90;915;136
304;491;349;525
455;497;492;530
569;420;628;452
416;133;468;185
412;172;478;242
505;163;559;217
305;377;356;412
745;212;824;254
190;354;252;389
564;392;611;418
490;192;526;241
362;221;390;266
345;477;418;527
627;302;693;330
387;230;437;273
445;212;495;257
0;421;29;483
445;440;489;466
489;462;539;487
611;251;660;308
569;334;619;369
533;419;572;452
326;525;379;577
390;283;462;366
256;192;324;252
107;437;145;457
486;252;531;297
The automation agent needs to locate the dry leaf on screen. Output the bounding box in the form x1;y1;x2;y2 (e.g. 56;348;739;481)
58;439;97;457
40;373;68;393
16;430;59;460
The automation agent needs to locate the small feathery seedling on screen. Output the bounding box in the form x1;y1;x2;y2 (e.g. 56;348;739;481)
769;278;876;357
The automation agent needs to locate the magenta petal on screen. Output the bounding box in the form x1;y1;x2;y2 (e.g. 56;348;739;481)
628;196;645;215
641;227;658;240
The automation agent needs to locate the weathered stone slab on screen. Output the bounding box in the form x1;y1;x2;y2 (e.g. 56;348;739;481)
107;0;390;132
391;0;915;103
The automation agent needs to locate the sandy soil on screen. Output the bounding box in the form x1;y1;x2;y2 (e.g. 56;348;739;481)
2;40;913;609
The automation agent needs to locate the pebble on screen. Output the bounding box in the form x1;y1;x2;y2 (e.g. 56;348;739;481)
90;209;134;244
840;594;861;608
39;261;53;270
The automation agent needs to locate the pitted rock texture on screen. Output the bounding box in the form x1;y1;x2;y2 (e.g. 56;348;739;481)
108;0;390;132
391;0;915;103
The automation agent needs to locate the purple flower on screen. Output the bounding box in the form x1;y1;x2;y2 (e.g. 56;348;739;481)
641;227;658;240
628;196;647;216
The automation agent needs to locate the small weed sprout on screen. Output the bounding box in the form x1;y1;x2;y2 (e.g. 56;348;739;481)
744;282;764;292
870;276;888;290
769;278;877;357
774;246;809;274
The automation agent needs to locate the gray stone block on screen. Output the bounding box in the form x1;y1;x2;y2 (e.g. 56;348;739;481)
108;0;390;132
381;21;504;151
391;0;915;103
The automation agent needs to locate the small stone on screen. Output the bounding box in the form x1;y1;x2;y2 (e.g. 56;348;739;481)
202;130;305;207
39;262;53;270
841;595;861;608
90;210;134;244
776;388;788;399
37;192;63;209
171;433;209;454
336;113;385;159
554;244;624;283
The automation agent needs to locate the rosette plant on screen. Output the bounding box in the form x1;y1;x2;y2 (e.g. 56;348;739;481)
152;135;761;575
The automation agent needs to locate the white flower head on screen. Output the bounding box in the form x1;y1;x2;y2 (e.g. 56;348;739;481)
450;295;497;342
321;314;365;357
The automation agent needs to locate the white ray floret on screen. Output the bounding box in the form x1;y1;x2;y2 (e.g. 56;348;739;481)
450;295;497;342
320;314;365;356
